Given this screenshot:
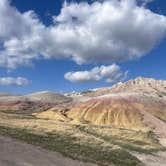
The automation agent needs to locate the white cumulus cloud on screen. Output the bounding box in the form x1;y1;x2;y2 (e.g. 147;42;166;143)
0;0;166;69
0;77;30;86
64;64;128;83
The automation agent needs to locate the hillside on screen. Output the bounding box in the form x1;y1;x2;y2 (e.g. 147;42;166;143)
34;77;166;137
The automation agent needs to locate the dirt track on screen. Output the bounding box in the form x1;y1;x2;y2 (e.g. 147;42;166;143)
132;151;166;166
0;136;96;166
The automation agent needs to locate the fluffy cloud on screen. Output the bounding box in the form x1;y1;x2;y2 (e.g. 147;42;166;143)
0;77;30;86
0;0;166;69
64;64;128;83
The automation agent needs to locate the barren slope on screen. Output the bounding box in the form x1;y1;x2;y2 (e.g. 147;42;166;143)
66;95;166;137
35;77;166;137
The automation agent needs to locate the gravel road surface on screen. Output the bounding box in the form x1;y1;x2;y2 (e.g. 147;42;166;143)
0;136;96;166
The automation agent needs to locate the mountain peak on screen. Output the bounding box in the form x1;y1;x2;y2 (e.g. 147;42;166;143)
80;77;166;98
110;77;166;94
126;77;166;86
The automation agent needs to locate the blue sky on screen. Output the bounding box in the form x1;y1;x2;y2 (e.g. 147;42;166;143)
0;0;166;94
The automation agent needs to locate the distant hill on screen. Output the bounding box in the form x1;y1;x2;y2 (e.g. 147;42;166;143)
0;91;72;114
25;91;72;103
0;93;12;97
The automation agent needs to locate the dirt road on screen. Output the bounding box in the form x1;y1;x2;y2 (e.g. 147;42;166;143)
132;151;166;166
0;136;96;166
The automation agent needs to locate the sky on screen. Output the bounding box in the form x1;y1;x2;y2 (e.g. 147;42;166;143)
0;0;166;94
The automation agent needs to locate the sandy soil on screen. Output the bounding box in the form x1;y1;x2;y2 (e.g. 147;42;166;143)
0;136;96;166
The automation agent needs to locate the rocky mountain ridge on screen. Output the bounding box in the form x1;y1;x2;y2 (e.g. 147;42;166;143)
81;77;166;98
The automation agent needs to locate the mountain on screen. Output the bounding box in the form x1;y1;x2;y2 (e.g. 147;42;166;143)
35;77;166;137
0;77;166;136
68;77;166;136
